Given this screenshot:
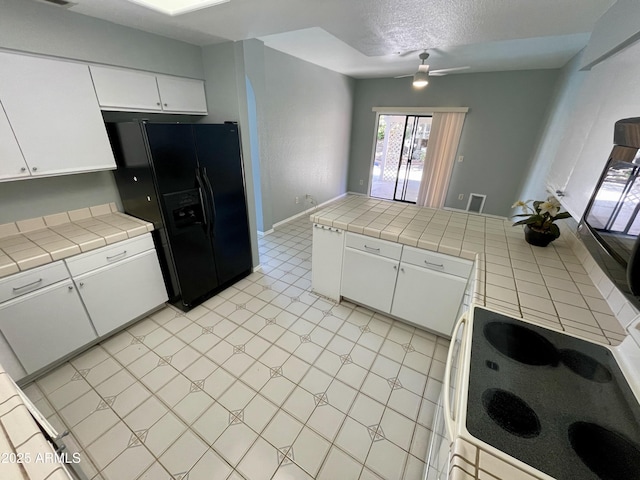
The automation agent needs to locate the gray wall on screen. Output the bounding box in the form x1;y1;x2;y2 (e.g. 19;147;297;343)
0;0;203;78
263;47;354;225
348;70;560;217
0;0;205;224
0;172;118;224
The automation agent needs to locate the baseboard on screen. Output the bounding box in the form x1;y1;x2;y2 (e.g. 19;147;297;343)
257;229;274;237
252;265;263;273
271;192;349;230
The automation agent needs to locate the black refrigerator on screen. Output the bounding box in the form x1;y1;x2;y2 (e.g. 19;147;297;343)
107;122;253;311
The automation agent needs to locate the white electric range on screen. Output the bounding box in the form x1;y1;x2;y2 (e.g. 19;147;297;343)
431;306;640;480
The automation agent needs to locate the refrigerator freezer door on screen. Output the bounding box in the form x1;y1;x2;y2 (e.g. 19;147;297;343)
145;123;199;194
194;124;252;285
163;189;219;306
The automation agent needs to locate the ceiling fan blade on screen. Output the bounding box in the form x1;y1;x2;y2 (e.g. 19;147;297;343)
429;66;470;76
394;74;414;79
396;49;421;57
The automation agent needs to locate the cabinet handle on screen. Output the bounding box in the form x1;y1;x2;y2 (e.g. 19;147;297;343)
393;265;397;270
163;103;168;107
555;190;565;197
425;260;444;268
79;282;84;287
156;102;161;106
20;167;26;172
32;166;38;172
12;278;43;292
364;245;380;252
68;285;73;291
106;250;127;261
401;267;405;273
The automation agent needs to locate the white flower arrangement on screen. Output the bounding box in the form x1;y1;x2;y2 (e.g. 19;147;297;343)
511;197;571;239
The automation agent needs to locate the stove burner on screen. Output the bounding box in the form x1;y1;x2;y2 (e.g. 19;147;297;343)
482;389;541;438
560;349;612;383
569;422;640;479
484;322;559;366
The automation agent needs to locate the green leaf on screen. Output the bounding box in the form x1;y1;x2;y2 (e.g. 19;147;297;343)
513;216;542;226
549;223;560;238
553;212;572;220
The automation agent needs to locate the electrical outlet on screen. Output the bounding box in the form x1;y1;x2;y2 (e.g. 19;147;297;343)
359;179;364;185
295;196;299;204
458;194;464;200
458;155;464;163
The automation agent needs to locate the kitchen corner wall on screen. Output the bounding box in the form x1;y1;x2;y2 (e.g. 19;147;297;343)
347;70;560;217
202;40;355;233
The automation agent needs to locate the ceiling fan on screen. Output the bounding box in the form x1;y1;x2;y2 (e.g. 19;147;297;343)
396;51;470;88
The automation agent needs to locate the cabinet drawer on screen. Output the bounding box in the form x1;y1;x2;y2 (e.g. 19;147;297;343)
0;261;68;303
66;233;154;276
401;246;472;278
345;232;402;260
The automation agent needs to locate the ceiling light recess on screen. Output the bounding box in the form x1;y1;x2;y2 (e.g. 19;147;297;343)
126;0;230;16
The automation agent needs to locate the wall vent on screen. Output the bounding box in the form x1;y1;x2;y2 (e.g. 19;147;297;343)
466;193;486;214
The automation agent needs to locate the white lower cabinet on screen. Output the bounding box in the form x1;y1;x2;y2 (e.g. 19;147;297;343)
342;247;399;313
391;262;467;337
311;224;345;302
73;250;167;336
67;234;168;337
331;233;473;337
0;279;96;375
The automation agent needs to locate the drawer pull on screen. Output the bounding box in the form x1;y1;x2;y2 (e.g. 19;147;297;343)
425;260;444;269
364;245;380;252
12;278;43;292
106;250;127;261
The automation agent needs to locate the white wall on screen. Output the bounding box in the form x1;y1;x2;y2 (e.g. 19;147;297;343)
525;38;640;221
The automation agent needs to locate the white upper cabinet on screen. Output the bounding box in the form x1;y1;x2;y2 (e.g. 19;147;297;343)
90;65;208;115
90;65;162;112
0;101;29;180
0;52;116;178
156;75;207;114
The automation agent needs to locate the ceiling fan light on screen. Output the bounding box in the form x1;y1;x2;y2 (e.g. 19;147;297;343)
413;71;429;88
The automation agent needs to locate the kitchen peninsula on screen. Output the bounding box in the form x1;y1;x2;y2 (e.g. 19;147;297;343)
310;195;627;347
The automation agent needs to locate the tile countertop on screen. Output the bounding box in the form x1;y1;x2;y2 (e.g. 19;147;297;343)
0;203;153;279
310;195;628;347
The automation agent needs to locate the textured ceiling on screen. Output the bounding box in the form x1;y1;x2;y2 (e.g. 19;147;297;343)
52;0;615;77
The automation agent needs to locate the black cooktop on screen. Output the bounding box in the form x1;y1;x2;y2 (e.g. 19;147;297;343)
467;307;640;480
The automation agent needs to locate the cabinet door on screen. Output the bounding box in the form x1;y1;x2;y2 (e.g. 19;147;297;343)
0;101;29;181
312;225;345;302
391;263;466;337
0;280;96;374
341;248;398;313
156;75;207;114
75;250;167;336
90;65;163;112
0;52;116;176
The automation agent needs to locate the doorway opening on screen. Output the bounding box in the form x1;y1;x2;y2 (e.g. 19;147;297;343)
370;114;432;203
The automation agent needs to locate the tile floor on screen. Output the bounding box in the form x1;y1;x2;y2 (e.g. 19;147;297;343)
23;215;448;480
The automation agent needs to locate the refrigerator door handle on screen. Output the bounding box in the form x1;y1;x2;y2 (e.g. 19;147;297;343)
195;169;209;231
202;167;217;235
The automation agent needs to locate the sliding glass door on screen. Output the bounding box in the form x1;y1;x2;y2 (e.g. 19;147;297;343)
370;114;432;203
